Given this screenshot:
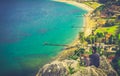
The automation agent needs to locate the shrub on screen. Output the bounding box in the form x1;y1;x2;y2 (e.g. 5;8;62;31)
69;55;78;60
112;50;120;75
68;66;76;74
103;20;115;27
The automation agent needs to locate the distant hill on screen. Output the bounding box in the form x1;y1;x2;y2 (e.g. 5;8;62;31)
93;0;120;18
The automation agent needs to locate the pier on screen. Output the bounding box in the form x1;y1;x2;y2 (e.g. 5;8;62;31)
43;42;69;47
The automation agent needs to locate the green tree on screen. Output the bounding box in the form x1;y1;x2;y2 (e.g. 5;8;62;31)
95;32;104;54
116;24;120;47
79;32;85;47
104;32;108;44
112;24;120;75
112;50;120;75
96;32;104;43
85;36;91;44
109;35;114;44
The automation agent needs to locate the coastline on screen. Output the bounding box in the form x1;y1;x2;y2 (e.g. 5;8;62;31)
36;1;97;75
53;0;93;11
52;0;97;60
36;1;119;76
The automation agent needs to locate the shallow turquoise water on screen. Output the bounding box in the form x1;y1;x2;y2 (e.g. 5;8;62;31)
0;0;87;76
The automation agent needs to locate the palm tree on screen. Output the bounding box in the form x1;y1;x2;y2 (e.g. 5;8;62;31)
104;32;108;44
79;32;84;43
95;32;104;54
109;35;114;44
96;32;104;43
79;32;85;47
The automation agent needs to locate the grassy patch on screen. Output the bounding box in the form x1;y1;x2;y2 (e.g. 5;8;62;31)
68;66;76;74
95;25;118;35
68;55;78;60
82;2;102;9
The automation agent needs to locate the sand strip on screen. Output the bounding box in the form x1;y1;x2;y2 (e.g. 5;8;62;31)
36;1;97;75
53;0;94;12
51;0;97;60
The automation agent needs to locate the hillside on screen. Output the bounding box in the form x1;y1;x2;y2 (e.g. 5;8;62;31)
84;1;120;75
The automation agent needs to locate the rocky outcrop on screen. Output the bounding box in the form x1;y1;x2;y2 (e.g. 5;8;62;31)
71;66;107;76
36;56;118;76
99;56;118;76
36;61;67;76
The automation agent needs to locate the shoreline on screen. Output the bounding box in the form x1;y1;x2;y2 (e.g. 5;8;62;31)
36;1;97;75
52;0;97;60
36;0;96;76
53;0;94;12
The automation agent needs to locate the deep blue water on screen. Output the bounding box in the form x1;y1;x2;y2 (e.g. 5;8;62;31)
0;0;87;76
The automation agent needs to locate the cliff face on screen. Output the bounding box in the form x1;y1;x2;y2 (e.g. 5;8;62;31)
36;56;118;76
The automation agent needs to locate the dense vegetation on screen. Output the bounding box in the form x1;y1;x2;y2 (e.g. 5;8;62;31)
70;0;120;75
81;0;120;75
98;0;120;4
93;1;120;75
96;1;120;75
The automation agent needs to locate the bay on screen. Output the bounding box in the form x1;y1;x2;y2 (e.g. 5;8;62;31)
0;0;87;76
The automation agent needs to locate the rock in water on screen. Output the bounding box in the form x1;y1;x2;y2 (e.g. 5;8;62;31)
36;56;118;76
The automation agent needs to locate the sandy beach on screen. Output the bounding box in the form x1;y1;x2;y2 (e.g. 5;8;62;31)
36;1;98;75
52;0;97;60
53;0;93;11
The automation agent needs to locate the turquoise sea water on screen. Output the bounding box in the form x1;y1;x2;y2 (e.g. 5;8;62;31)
0;0;87;76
